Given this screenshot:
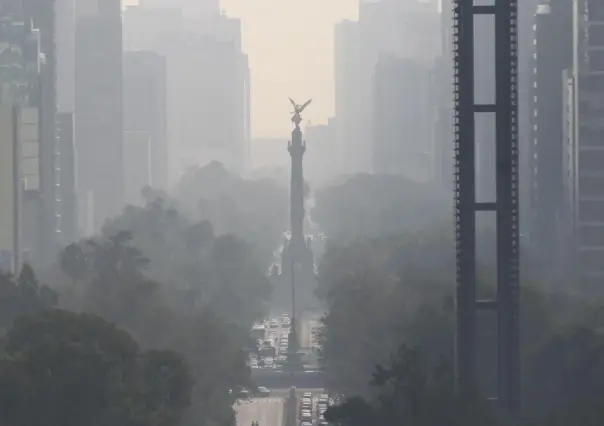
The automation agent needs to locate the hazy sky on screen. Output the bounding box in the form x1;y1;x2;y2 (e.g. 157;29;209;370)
125;0;358;138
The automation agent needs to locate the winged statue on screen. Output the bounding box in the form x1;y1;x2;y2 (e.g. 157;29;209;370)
289;98;312;127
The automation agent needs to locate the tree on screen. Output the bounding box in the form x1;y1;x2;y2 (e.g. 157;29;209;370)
60;242;88;289
0;309;194;426
0;264;57;331
325;344;496;426
176;161;289;267
312;174;449;242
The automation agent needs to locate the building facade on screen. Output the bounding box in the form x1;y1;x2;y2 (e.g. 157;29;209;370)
529;2;573;278
372;54;432;181
75;0;124;230
568;0;604;291
123;50;168;190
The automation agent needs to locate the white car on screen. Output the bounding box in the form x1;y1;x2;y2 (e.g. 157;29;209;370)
300;413;312;422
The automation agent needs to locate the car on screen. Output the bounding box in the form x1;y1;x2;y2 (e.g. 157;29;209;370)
256;387;270;397
300;422;313;426
270;320;279;328
230;387;249;398
301;397;312;404
300;402;311;409
300;413;312;422
303;392;312;398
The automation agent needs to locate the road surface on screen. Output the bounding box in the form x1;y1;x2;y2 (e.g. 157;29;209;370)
236;397;284;426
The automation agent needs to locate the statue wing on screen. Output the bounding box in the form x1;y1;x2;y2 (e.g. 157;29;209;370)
288;98;297;108
299;99;312;112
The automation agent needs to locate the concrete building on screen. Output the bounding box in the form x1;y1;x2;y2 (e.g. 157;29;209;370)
123;51;167;190
75;0;124;230
529;2;573;277
57;112;77;244
334;19;360;175
139;0;219;17
0;15;43;270
371;54;432;181
55;0;75;114
0;105;21;272
304;118;337;185
123;6;250;179
567;0;604;291
123;130;152;206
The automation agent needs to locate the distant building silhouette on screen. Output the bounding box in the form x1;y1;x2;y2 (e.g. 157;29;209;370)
565;0;604;291
371;54;432;181
75;0;124;230
529;1;572;281
123;51;168;190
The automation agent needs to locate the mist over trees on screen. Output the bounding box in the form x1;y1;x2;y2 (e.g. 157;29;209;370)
312;174;449;242
316;224;604;424
0;162;286;426
176;161;289;267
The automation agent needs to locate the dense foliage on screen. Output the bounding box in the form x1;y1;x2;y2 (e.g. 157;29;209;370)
0;310;193;426
312;174;449;242
176;161;289;267
53;199;271;426
317;229;604;425
0;264;58;331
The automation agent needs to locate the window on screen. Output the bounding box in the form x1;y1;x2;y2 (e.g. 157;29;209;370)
580;225;604;247
588;24;604;46
579;150;604;170
588;0;604;21
581;126;604;146
579;175;604;196
580;74;604;91
589;49;604;72
578;249;604;270
579;199;604;222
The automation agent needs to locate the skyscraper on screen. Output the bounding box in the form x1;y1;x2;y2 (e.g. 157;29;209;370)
530;1;572;279
75;0;123;229
0;15;42;271
372;54;432;181
123;51;168;190
566;0;604;292
334;19;360;174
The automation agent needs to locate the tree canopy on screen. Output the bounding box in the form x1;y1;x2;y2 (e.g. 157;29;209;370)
317;230;604;424
176;161;289;267
0;264;57;332
312;174;450;242
50;200;269;426
0;309;193;426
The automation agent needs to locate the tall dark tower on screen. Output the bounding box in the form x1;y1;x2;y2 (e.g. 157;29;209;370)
453;0;520;420
289;123;306;258
282;98;314;321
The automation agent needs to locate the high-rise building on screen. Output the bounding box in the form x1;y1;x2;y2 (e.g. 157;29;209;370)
304;118;337;184
75;0;124;230
0;15;43;270
55;0;75;113
57;112;77;244
123;6;249;179
371;54;432;181
20;0;60;265
529;2;573;278
123;130;152;206
139;0;219;17
334;19;360;175
0;105;22;273
123;51;168;190
567;0;604;291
